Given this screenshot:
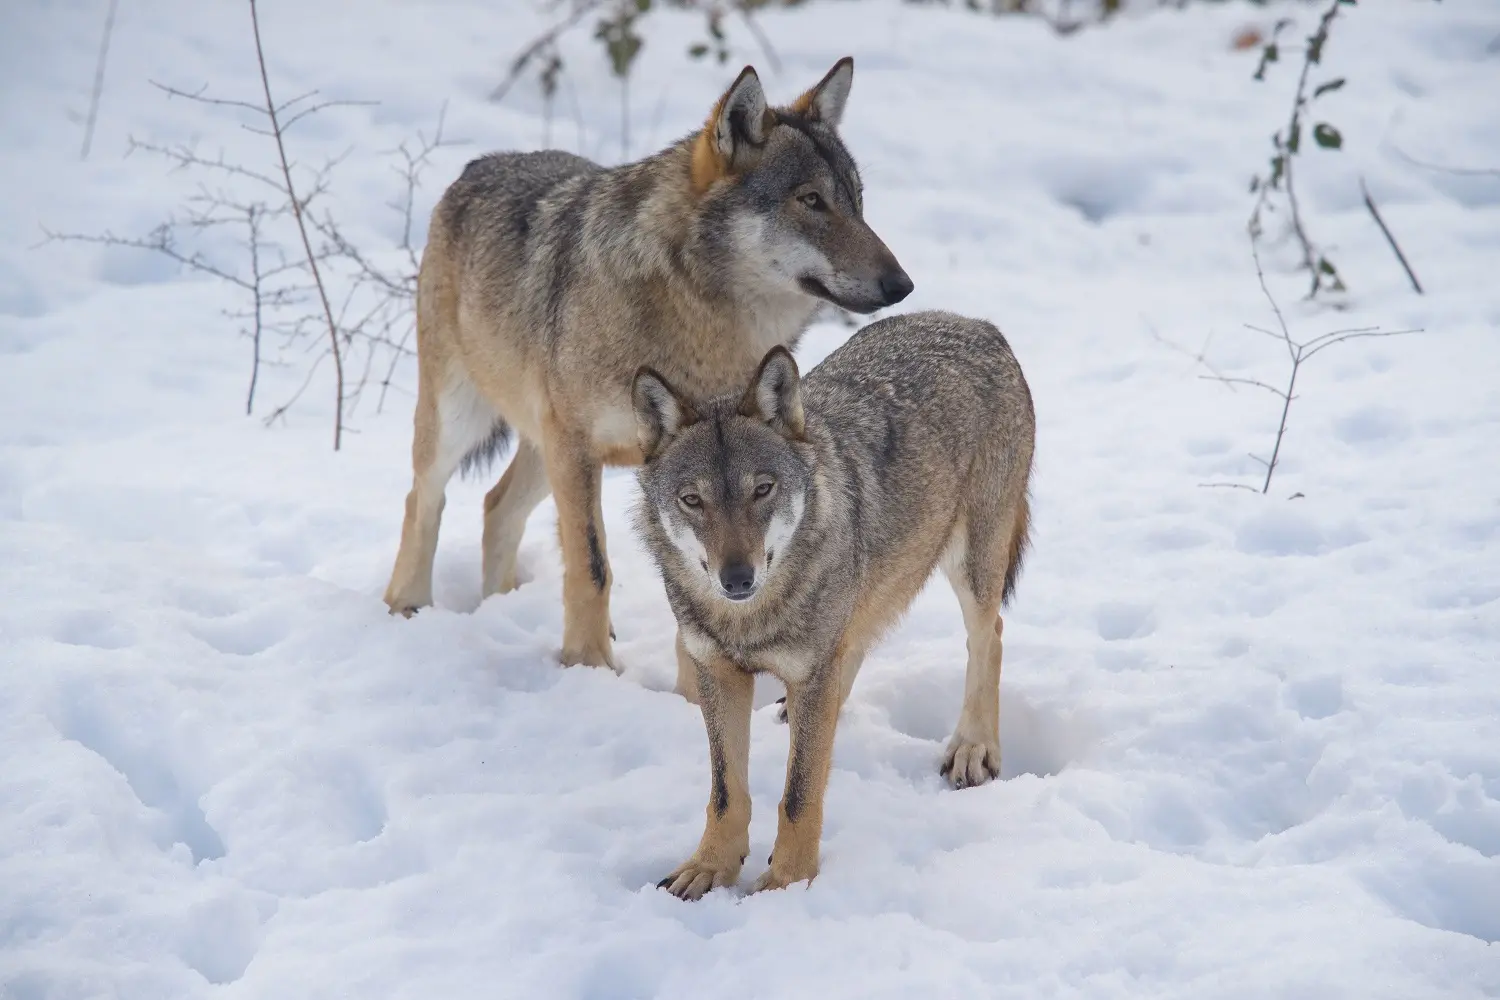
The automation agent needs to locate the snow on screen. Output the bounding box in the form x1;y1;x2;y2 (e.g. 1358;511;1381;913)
2;0;1499;996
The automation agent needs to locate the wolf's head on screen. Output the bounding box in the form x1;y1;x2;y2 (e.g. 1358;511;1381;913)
690;58;912;314
633;348;812;606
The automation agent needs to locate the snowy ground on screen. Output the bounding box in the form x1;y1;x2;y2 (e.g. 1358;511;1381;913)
2;0;1499;996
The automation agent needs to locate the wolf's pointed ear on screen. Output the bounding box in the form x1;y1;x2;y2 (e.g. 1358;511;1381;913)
633;367;699;460
691;66;771;193
738;347;805;440
789;57;853;128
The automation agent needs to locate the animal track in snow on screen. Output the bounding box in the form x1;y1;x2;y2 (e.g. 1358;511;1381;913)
53;692;225;863
53;608;135;650
177;893;268;985
1095;602;1155;641
184;607;289;657
1283;674;1345;721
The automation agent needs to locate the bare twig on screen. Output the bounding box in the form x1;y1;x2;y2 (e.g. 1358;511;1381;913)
1388;144;1500;178
150;80;266;116
245;204;264;414
249;0;344;451
1197;374;1287;396
1249;0;1348;299
81;0;121;159
1198;482;1263;493
1172;242;1421;496
1359;177;1422;294
738;8;783;74
490;0;609;104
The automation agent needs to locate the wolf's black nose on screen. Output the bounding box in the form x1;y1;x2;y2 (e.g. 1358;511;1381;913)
719;562;757;600
879;269;914;305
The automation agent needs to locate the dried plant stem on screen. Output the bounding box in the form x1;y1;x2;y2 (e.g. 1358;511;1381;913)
249;0;344;450
1192;242;1421;495
1359;177;1422;295
81;0;121;159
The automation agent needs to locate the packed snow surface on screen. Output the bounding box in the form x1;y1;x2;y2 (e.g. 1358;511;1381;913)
2;0;1498;996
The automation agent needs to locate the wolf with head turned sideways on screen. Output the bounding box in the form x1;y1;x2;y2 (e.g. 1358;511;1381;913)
383;57;912;672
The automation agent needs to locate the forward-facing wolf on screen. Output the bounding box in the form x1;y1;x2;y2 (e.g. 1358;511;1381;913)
632;310;1035;898
383;58;912;669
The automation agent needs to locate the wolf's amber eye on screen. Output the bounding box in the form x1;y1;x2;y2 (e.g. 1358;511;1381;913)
798;191;827;212
754;481;774;498
680;493;702;509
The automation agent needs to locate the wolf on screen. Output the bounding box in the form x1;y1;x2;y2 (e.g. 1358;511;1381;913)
382;58;912;670
631;310;1035;898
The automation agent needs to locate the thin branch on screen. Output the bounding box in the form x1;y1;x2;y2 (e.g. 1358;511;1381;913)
1197;373;1288;397
1388;144;1500;178
264;348;329;427
275;98;377;134
1251;242;1296;363
41;226;252;290
249;0;344;451
150;80;268;117
81;0;121;159
1198;482;1263;493
1359;177;1422;294
490;0;609;104
738;8;783;75
1301;327;1421;361
1147;321;1233;384
127;138;286;192
245;204;264;414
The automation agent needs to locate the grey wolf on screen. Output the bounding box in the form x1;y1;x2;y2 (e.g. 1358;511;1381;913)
383;58;912;670
631;310;1035;898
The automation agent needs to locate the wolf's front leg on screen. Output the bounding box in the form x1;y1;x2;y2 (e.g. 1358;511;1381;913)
660;652;753;900
755;669;840;893
543;426;614;668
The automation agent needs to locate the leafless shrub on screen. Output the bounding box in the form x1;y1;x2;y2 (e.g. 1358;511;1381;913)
46;0;457;449
1186;244;1420;496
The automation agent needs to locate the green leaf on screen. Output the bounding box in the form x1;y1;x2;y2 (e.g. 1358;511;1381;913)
1318;258;1337;275
635;0;651;11
1287;122;1301;154
1312;77;1346;98
688;42;708;59
1312;122;1342;149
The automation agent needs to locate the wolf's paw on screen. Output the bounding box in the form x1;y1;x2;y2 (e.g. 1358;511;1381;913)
751;854;818;894
559;643;615;671
657;857;742;901
941;736;1000;789
388;604;420;620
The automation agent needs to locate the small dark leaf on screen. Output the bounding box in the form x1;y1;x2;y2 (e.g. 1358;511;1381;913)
688;43;709;58
1318;258;1338;275
1312;122;1342;149
636;0;651;11
1252;42;1279;81
1312;77;1346;98
1288;122;1301;154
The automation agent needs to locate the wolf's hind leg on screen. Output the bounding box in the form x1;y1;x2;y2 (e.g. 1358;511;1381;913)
481;439;551;598
938;515;1009;789
385;374;500;615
